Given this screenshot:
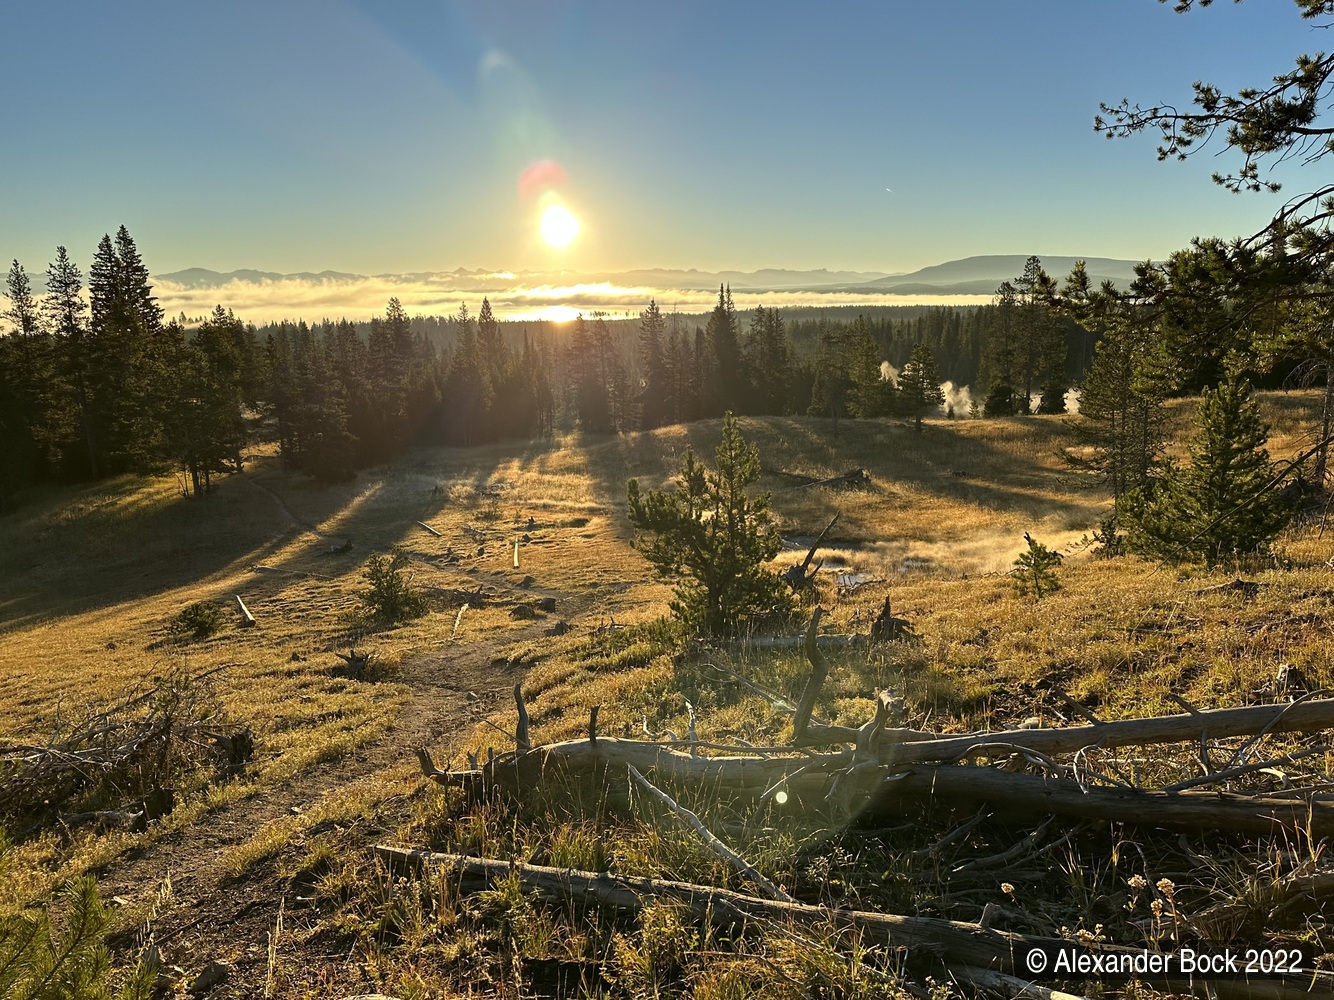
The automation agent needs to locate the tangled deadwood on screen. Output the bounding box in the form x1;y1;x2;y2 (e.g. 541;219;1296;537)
0;666;251;836
781;513;840;591
376;848;1334;999
419;607;1334;838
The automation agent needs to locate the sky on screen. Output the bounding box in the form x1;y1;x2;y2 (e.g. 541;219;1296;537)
0;1;1327;297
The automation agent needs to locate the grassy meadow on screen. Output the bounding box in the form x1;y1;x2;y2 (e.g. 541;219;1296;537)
2;392;1333;997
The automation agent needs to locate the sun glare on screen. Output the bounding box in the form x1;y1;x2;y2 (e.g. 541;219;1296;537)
540;204;580;250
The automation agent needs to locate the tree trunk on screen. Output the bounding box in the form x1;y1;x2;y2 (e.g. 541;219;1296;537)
375;848;1334;999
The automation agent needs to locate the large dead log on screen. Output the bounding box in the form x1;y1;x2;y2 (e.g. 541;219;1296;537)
882;765;1334;838
420;738;858;805
421;736;1334;835
374;847;1331;999
888;698;1334;764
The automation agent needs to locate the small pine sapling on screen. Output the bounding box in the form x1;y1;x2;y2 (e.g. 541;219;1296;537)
1012;532;1063;599
360;548;429;623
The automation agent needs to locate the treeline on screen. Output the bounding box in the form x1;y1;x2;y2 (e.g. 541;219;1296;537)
0;234;1120;509
0;228;257;508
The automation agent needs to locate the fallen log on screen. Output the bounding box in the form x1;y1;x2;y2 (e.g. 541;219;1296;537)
419;738;857;804
787;606;1334;754
373;847;1331;999
888;697;1334;764
774;468;872;492
416;520;443;537
234;594;256;628
420;737;1334;835
881;765;1334;838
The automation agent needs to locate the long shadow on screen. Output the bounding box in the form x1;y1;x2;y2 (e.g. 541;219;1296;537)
575;415;1105;554
0;474;295;631
0;415;1100;635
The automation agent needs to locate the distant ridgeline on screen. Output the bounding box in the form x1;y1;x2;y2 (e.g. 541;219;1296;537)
4;235;1288;506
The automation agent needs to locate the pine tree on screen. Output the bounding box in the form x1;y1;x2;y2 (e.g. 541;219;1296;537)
1013;256;1065;414
81;228;170;475
627;413;793;635
443;303;490;445
1012;533;1063;599
167;307;249;496
1;260;62;502
704;285;744;416
1122;374;1293;565
808;321;851;436
898;344;945;432
114;225;164;332
845;315;891;418
983;282;1020;415
1063;263;1176;504
747;306;792;415
638;299;669;429
45;246;100;478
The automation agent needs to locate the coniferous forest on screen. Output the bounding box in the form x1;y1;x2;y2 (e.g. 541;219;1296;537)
1;232;1327;537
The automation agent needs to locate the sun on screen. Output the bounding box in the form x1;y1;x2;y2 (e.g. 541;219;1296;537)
540;203;580;250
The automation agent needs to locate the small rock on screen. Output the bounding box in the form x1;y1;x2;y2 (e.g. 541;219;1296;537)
538;597;557;613
190;960;230;995
544;621;571;637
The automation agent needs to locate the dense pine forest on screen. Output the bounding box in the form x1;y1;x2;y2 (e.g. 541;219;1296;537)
2;231;1329;547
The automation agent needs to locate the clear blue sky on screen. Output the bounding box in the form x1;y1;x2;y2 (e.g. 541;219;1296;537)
0;0;1323;277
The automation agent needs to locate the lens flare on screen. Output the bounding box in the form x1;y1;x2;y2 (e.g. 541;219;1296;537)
540;204;580;250
518;159;568;200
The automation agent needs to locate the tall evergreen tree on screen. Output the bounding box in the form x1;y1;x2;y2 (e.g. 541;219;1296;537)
1061;261;1176;504
844;314;892;418
1123;374;1293;565
442;303;490;445
704;285;743;416
166;308;248;496
808;321;851;435
898;343;944;432
45;246;100;478
567;314;613;433
747;306;792;415
983;281;1021;415
638;299;670;429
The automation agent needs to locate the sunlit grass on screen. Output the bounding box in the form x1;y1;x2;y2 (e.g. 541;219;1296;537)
1;390;1331;995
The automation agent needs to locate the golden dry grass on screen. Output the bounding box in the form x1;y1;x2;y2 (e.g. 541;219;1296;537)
3;389;1333;995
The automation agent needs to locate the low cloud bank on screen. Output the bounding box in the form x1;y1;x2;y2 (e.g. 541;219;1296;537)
144;274;992;324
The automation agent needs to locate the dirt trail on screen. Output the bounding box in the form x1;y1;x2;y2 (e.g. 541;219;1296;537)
93;480;608;996
100;608;601;996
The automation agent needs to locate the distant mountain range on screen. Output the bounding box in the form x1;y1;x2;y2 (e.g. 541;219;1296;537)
153;254;1145;297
